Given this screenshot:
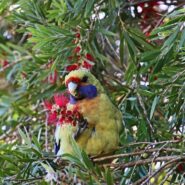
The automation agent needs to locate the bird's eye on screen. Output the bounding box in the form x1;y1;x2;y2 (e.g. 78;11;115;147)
81;76;88;82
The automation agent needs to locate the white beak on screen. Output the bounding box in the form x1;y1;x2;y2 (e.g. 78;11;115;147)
68;82;78;94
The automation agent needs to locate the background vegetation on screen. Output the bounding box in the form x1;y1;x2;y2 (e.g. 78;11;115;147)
0;0;185;184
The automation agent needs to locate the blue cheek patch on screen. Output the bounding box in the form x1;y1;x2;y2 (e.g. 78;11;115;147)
79;85;98;99
69;85;98;104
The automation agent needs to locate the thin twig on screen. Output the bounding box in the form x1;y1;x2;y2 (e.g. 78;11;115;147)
124;139;182;148
148;141;169;180
141;156;185;185
107;155;185;169
92;148;182;162
4;177;43;183
45;113;48;152
132;162;180;185
104;36;120;61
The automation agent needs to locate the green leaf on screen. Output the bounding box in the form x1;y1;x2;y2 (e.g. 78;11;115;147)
123;31;137;62
81;150;94;170
105;168;114;185
124;62;136;83
163;27;179;46
85;0;95;17
18;127;32;147
150;96;159;120
178;28;185;50
99;29;117;37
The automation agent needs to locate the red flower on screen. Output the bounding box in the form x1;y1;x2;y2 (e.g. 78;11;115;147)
58;116;65;124
77;56;81;61
177;163;185;173
82;61;93;70
66;110;72;116
66;64;79;72
2;60;9;67
74;111;81;119
54;94;69;107
48;112;57;124
86;53;94;61
65;117;73;123
145;32;150;37
75;33;81;38
154;76;158;81
74;46;81;53
43;100;52;110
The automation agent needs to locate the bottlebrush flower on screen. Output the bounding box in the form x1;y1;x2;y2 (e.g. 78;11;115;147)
54;93;69;107
43;93;82;126
48;112;57;124
43;100;53;110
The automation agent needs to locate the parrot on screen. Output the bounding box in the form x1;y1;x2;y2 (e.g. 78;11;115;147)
54;68;122;156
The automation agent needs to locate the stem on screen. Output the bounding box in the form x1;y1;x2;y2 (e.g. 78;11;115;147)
106;155;184;169
93;148;181;162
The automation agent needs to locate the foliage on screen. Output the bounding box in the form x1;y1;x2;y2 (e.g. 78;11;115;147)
0;0;185;184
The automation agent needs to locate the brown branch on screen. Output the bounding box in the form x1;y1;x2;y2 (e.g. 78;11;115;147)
93;148;182;162
106;155;185;169
4;177;43;183
124;139;182;148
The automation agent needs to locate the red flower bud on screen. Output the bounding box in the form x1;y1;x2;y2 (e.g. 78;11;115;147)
2;60;9;67
82;61;93;70
75;33;80;38
74;46;81;53
66;110;72;116
66;64;79;72
86;53;94;61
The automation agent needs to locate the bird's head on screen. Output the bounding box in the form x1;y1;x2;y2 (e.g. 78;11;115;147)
65;69;104;104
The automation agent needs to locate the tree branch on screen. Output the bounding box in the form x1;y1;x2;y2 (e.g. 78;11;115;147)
106;155;185;169
93;147;182;162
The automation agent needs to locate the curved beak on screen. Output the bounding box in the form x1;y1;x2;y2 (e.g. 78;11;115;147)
68;82;78;95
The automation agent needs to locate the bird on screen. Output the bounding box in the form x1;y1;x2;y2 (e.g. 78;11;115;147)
54;68;122;156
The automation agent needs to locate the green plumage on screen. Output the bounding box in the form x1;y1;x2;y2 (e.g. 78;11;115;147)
55;69;122;156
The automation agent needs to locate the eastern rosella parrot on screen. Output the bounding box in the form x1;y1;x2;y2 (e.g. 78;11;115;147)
54;68;122;156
